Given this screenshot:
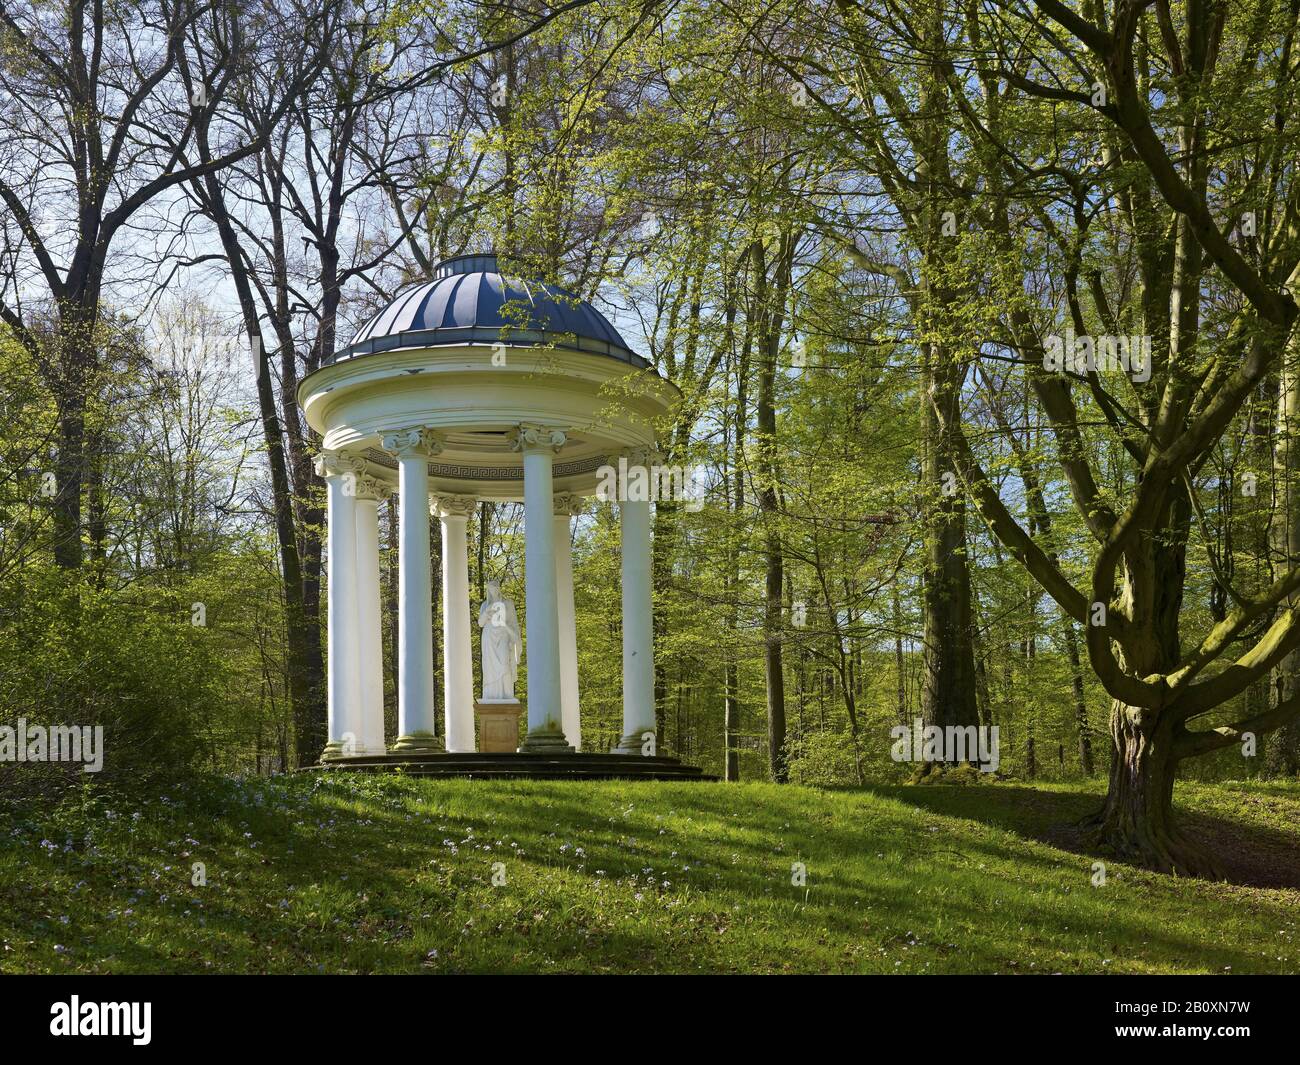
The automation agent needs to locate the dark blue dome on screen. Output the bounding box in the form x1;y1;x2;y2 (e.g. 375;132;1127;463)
334;254;646;368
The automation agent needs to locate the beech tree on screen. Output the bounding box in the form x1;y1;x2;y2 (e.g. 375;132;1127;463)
944;0;1300;876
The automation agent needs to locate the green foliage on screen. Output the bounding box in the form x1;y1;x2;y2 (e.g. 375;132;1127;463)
0;566;213;787
0;308;292;786
787;729;866;787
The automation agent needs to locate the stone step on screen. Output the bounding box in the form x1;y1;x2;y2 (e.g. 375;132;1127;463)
319;754;700;767
308;751;716;781
320;768;714;781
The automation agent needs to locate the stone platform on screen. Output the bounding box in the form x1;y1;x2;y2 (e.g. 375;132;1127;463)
311;751;716;781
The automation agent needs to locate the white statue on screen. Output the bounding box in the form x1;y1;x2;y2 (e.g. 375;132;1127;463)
478;580;521;701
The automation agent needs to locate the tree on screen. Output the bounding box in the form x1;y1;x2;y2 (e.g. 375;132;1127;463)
926;0;1300;873
0;0;334;570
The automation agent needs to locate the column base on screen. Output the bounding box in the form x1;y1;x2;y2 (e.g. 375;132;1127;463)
325;743;385;761
518;728;575;755
321;740;349;761
611;730;656;756
391;731;445;753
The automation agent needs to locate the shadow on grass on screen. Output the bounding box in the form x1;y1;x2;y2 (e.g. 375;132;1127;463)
8;775;1298;973
362;783;1261;973
869;783;1300;890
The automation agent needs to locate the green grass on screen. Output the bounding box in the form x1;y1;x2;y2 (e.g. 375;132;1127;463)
1;773;1298;973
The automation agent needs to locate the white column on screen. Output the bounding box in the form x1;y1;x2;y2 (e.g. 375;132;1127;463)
614;447;656;755
316;451;363;760
554;492;583;750
354;476;388;755
434;493;477;752
513;425;573;753
382;427;442;751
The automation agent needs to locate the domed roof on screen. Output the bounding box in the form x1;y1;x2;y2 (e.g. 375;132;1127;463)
334;254;647;368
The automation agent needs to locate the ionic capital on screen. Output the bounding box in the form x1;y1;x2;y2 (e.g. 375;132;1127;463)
432;493;477;520
355;475;390;503
380;427;443;459
511;424;567;454
553;491;586;517
618;444;662;469
313;449;366;480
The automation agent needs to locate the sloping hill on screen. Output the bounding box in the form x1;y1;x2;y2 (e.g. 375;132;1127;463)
1;775;1297;973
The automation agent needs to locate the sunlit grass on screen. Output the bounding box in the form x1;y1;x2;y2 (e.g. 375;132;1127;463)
1;774;1296;973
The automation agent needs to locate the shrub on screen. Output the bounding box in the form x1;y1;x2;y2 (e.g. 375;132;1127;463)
0;567;216;795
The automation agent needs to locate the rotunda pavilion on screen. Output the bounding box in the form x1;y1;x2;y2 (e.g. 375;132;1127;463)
298;254;705;778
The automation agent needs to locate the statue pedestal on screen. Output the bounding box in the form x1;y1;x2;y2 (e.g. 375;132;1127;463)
475;700;523;753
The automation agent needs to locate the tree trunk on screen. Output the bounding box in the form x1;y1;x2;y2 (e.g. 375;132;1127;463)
752;236;792;783
892;586;908;726
919;338;981;743
974;654;993;730
1063;620;1095;775
969;579;994;729
52;354;89;570
1084;702;1225;879
477;501;491;601
288;443;327;763
762;528;787;782
196;166;326;765
723;337;748;783
652;498;678;748
913;2;980;758
1267;334;1300;774
85;419;108;576
724;658;741;781
1087;494;1221;877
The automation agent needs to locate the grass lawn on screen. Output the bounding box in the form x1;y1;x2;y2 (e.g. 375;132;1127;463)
1;773;1298;974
